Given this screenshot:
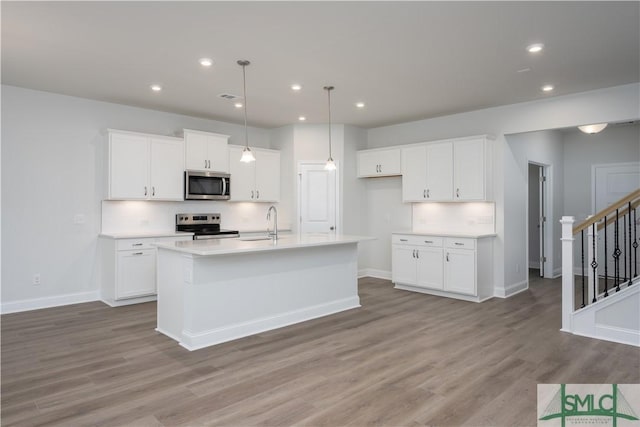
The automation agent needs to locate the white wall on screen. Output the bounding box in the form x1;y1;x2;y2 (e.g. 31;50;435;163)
1;85;272;310
365;83;640;295
562;123;640;222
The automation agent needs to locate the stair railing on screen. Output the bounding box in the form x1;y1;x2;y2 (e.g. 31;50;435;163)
560;189;639;332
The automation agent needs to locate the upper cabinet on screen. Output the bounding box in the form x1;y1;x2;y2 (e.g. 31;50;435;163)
184;129;230;173
401;136;492;202
228;145;280;202
357;147;401;177
107;130;184;201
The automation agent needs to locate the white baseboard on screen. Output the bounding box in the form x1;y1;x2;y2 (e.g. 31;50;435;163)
175;297;361;351
1;290;100;314
358;268;391;280
101;295;157;307
494;280;528;298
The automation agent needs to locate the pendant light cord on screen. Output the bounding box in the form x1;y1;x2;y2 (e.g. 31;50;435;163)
242;63;249;149
325;86;334;159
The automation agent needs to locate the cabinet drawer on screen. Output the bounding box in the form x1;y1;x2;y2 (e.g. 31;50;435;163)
156;236;193;244
393;235;443;247
116;239;155;251
445;237;476;250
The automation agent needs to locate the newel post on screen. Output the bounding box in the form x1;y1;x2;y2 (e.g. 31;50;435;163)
560;216;575;332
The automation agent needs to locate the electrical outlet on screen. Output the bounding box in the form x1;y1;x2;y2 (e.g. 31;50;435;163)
33;274;41;285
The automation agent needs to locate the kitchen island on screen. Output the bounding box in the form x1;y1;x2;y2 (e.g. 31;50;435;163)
154;234;373;350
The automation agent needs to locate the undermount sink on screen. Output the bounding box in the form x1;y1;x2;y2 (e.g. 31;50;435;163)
239;236;274;241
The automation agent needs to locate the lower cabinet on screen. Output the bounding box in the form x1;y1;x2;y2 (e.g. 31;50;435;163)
100;235;193;306
392;233;494;302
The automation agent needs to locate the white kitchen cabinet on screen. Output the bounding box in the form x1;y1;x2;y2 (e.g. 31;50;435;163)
184;129;230;173
99;235;193;306
392;233;494;302
402;143;453;202
401;135;492;202
357;147;401;177
228;145;280;202
107;130;184;201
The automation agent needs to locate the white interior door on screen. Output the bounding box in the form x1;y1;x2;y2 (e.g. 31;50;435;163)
593;163;640;279
299;163;337;234
538;166;546;276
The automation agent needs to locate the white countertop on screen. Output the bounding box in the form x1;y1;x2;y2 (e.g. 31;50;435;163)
393;231;497;238
99;231;194;239
155;233;375;256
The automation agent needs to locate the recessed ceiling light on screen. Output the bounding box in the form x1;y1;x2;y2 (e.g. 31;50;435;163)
355;102;365;108
199;58;213;67
517;67;531;73
527;43;544;53
234;102;243;109
541;84;554;92
150;84;162;92
298;116;306;121
291;84;302;91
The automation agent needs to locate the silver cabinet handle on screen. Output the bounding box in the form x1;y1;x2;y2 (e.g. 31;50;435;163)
133;252;143;255
205;159;208;169
427;189;430;198
456;188;460;198
454;242;464;246
379;164;382;173
400;239;408;242
256;190;260;199
423;189;426;198
152;186;155;196
144;186;147;196
446;253;450;262
425;240;433;244
251;190;254;199
132;243;143;247
416;250;419;259
412;249;416;258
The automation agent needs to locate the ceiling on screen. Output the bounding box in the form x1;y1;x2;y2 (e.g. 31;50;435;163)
2;2;639;129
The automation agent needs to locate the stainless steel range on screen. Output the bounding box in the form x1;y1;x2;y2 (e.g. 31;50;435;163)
176;213;239;240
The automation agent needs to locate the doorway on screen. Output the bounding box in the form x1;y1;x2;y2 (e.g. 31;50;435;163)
297;162;339;234
528;163;547;278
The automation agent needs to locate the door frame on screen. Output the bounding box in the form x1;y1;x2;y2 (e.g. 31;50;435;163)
296;161;340;234
525;161;554;280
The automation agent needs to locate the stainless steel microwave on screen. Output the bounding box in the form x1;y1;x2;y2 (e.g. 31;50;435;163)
184;170;230;200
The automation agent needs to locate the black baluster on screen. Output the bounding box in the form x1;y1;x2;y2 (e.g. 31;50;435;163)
604;215;609;298
634;207;638;280
581;229;585;307
629;201;633;283
591;223;598;303
623;213;627;286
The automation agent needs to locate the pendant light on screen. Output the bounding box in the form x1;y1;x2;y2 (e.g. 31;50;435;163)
324;85;336;171
238;60;255;163
578;123;608;134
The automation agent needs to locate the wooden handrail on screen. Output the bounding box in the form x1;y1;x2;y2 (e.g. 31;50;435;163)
573;188;640;234
597;198;640;231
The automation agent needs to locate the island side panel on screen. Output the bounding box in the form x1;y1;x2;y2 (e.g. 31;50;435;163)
181;242;360;350
156;248;186;342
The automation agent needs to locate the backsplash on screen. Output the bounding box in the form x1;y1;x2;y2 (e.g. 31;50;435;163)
101;200;290;234
412;202;495;234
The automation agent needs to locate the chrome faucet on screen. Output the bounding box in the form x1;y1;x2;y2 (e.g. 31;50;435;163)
267;205;278;240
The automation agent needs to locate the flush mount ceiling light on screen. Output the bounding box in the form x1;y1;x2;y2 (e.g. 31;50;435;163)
237;60;255;163
291;84;302;91
527;43;544;53
234;102;243;109
199;58;213;67
150;84;162;92
541;84;554;92
298;116;306;121
355;102;365;109
324;85;336;171
578;123;608;134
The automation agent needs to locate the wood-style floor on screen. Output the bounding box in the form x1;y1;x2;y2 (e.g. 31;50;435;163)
2;275;639;426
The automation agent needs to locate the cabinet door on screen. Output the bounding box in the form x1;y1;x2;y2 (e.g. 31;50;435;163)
402;146;427;202
255;150;280;202
109;132;149;200
228;146;256;201
150;139;184;200
116;249;156;299
379;149;401;175
392;246;417;285
444;248;476;295
416;247;444;289
426;142;453;201
207;134;230;173
358;151;382;177
454;139;485;200
184;132;210;171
